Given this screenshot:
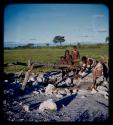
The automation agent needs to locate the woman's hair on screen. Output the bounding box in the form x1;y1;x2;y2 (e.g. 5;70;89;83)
64;49;70;57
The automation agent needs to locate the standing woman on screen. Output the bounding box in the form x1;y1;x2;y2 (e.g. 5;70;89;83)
71;46;80;65
64;49;72;65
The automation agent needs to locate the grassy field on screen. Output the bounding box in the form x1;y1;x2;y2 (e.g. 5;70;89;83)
4;44;109;73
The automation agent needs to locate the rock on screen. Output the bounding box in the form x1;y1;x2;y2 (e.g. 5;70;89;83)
91;88;97;94
4;90;9;94
45;84;55;95
32;81;39;86
4;80;8;83
36;77;43;83
68;71;73;76
19;102;23;106
97;90;108;98
56;94;63;98
96;76;104;84
29;76;35;82
22;105;30;112
80;96;86;98
78;89;90;95
102;81;109;89
3;100;6;105
104;94;108;99
32;91;40;95
72;88;78;94
65;78;71;85
65;88;71;95
97;86;108;92
58;89;66;95
39;99;57;111
73;78;81;86
36;74;44;82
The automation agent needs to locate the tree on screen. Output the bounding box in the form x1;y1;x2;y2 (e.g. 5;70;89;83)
53;35;65;46
46;43;49;47
105;36;109;43
26;43;34;48
77;42;81;48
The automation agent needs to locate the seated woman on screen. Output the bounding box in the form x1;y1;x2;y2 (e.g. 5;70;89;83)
78;56;96;79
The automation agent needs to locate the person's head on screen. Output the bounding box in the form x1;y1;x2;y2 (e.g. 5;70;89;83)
88;59;93;65
81;56;87;63
60;56;65;61
73;46;77;51
65;49;70;56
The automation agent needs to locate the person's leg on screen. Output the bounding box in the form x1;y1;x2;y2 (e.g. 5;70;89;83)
87;69;96;90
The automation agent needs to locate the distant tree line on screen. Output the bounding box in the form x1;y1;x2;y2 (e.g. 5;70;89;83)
4;35;108;49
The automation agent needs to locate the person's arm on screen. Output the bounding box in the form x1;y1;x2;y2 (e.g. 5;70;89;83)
81;63;87;72
78;51;80;59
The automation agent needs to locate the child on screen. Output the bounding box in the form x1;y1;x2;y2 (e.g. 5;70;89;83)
58;56;67;65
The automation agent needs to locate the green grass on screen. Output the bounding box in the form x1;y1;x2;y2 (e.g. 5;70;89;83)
4;44;109;73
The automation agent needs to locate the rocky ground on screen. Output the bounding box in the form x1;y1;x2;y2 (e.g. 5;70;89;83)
3;71;109;122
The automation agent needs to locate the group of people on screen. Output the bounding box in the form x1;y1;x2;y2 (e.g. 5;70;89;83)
58;46;80;65
58;46;108;91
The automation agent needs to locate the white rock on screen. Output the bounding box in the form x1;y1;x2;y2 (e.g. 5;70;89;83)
36;77;43;83
104;94;108;99
103;81;108;85
96;76;104;84
78;89;90;95
65;78;71;85
22;105;29;112
80;96;86;98
72;88;78;94
4;90;9;94
3;100;6;105
29;76;35;82
32;91;39;95
45;84;55;95
68;71;73;76
91;88;97;94
65;88;71;95
19;102;23;106
4;80;8;83
39;99;57;111
58;89;66;95
98;90;108;97
97;86;108;92
73;79;81;86
32;81;39;86
56;94;63;98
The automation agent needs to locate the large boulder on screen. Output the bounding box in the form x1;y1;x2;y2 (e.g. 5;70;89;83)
39;99;57;111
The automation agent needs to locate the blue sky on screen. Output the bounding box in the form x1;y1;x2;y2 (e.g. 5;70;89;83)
4;4;109;47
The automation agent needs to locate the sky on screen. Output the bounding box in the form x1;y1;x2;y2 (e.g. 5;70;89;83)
4;4;109;47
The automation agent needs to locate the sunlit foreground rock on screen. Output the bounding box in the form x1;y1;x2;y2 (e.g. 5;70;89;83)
39;99;57;112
